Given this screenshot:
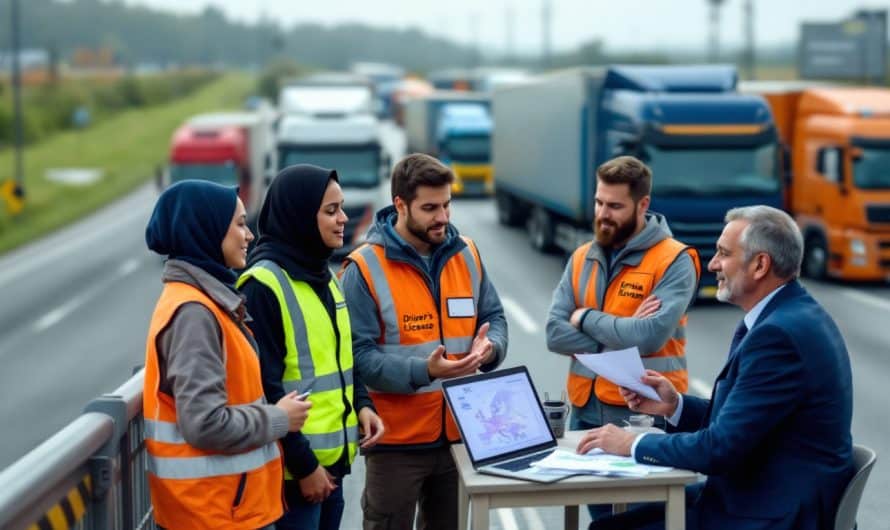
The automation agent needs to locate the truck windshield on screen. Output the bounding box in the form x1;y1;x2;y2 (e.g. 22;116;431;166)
169;163;239;186
853;147;890;189
644;144;780;197
281;148;379;187
443;136;490;162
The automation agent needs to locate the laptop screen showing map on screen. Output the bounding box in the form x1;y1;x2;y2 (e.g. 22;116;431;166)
443;366;556;467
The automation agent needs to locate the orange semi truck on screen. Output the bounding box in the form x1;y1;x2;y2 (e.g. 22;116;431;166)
744;82;890;281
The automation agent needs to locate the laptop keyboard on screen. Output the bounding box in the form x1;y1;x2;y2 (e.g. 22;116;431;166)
493;450;553;471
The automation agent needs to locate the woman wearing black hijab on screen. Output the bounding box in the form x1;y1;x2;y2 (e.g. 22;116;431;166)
142;180;310;530
238;165;384;530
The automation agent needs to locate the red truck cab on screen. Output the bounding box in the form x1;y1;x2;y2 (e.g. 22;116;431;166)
167;112;275;220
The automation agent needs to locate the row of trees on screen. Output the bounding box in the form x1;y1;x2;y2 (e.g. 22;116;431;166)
0;0;480;73
0;0;798;75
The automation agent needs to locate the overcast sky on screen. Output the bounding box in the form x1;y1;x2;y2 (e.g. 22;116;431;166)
123;0;884;54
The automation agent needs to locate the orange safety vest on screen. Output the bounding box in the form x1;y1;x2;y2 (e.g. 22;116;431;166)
567;238;700;407
143;282;283;530
347;237;482;446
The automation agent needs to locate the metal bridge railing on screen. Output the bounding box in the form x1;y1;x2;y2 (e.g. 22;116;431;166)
0;368;155;530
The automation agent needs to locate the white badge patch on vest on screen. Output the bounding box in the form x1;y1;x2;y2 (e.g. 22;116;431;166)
447;297;475;318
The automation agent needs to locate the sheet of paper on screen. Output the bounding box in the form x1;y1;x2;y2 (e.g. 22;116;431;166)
531;449;673;476
574;347;662;402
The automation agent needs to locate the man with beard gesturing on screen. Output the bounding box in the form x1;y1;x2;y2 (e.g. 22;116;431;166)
340;153;507;530
546;156;700;524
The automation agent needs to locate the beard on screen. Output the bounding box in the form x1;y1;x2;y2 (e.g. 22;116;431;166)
407;213;447;246
595;215;638;248
716;273;742;303
716;281;732;302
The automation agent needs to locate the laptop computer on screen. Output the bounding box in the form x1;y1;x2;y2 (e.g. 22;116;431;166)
442;366;580;483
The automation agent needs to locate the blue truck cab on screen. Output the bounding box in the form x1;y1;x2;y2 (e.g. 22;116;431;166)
493;65;783;298
436;103;494;195
603;66;782;296
404;91;493;196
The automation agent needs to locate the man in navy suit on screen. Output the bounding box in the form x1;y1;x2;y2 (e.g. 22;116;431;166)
579;205;854;530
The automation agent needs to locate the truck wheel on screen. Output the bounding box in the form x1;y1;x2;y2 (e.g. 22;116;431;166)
527;207;556;253
496;192;522;227
803;234;828;279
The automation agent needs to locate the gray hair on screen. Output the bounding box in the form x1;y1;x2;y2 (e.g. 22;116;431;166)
725;205;803;280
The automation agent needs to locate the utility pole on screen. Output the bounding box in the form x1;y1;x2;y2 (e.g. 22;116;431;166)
742;0;756;79
541;0;552;69
505;3;515;63
469;13;481;68
7;0;26;214
707;0;726;63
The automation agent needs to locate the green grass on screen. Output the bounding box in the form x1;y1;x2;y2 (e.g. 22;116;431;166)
0;73;253;254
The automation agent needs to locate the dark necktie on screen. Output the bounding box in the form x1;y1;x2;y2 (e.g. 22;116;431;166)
729;321;748;358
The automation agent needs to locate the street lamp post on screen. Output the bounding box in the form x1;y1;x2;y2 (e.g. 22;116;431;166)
707;0;726;63
9;0;26;211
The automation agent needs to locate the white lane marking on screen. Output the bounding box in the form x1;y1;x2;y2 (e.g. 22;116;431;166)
501;296;540;334
690;377;712;398
842;289;890;313
496;508;519;530
520;507;546;530
32;306;73;332
118;258;140;276
32;258;141;333
0;204;147;289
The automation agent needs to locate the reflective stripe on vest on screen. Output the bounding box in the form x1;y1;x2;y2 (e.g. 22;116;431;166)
145;417;280;479
142;282;283;529
348;237;482;445
237;261;358;471
356;246;478;352
567;239;700;407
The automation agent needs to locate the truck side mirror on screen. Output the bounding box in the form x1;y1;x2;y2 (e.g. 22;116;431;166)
615;138;648;161
779;143;791;176
777;143;792;188
381;153;392;179
839;147;863;196
615;138;634;156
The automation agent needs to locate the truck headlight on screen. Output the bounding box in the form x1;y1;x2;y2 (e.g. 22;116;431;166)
850;239;867;256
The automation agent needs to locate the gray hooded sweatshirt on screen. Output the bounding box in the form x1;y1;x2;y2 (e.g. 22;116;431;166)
339;206;508;395
546;212;698;357
155;259;289;453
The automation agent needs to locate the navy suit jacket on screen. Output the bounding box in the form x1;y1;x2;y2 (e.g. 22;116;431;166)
635;280;854;530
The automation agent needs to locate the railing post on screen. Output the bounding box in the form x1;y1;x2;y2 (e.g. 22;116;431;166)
84;395;128;530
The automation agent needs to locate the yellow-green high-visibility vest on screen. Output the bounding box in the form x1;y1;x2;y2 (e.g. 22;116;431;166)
238;260;358;477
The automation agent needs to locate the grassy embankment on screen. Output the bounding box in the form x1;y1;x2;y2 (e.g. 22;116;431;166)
0;73;253;254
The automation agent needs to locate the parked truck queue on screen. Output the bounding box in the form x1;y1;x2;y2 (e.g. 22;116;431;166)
160;65;890;292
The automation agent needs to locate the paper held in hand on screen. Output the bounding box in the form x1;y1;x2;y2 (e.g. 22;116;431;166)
574;347;662;402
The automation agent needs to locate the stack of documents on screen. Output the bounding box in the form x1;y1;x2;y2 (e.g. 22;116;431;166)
531;449;673;477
